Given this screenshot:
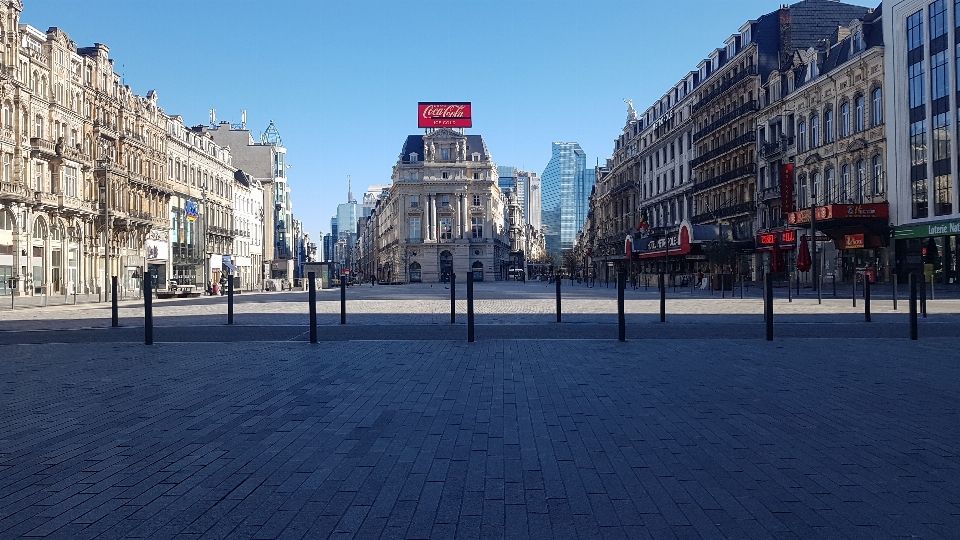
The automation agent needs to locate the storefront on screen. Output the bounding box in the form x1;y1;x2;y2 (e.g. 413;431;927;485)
788;203;890;282
893;219;960;285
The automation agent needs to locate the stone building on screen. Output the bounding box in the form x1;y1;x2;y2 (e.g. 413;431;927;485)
0;3;171;300
232;170;264;290
757;8;887;281
372;128;510;283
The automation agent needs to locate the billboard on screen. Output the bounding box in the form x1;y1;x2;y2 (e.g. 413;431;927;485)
418;102;472;128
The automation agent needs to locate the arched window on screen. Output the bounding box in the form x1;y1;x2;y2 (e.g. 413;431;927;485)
839;102;850;137
33;218;46;240
51;224;62;241
872;88;883;125
810;115;820;147
856;159;866;203
409;262;421;283
855;95;865;132
472;261;484;282
872;155;884;194
825;167;836;203
34;115;42;138
2;153;10;183
840;164;850;202
813;172;823;205
824;108;834;143
797;121;806;152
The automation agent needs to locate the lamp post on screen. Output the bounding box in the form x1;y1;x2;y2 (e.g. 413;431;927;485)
811;193;821;304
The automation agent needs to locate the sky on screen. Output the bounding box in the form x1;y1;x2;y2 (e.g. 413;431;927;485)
23;0;878;239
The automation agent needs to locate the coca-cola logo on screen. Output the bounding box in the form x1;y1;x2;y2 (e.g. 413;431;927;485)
422;104;467;119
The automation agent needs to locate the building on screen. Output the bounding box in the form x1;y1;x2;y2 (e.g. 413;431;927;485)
541;142;594;258
165;115;236;289
520;170;542;231
233;170;264;289
370;127;510;283
884;0;960;284
757;8;887;282
204;120;294;282
0;8;172;300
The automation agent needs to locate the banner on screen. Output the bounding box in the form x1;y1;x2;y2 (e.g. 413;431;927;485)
418;102;472;128
780;164;795;213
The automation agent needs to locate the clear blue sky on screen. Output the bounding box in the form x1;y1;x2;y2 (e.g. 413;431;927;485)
23;0;877;239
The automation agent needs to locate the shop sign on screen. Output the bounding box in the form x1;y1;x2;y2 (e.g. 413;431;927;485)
844;234;865;249
780;164;795;213
757;230;796;246
894;219;960;239
418;102;472;128
788;203;888;225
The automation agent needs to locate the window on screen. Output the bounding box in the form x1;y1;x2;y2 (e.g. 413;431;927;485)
824;109;834;143
856;160;866;203
872;88;883;125
813;172;822;205
0;209;12;230
441;148;450;160
473;172;479;180
441;172;448;179
439;217;452;239
840;165;850;202
1;154;8;183
931;50;949;101
825;168;836;203
840;102;850;137
872;155;883;195
810;115;820;147
441;195;450;207
410;195;419;208
798;121;806;152
34;116;42;138
855;96;865;132
409;217;421;240
471;217;483;238
64;166;77;198
472;194;480;206
797;175;808;207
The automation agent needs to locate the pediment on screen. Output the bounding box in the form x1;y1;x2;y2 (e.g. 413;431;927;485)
803;153;823;166
425;128;464;140
845;138;867;152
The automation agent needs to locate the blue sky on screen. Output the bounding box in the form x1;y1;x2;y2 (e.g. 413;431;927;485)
23;0;877;239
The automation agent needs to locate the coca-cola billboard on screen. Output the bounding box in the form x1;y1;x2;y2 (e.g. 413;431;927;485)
418;102;472;128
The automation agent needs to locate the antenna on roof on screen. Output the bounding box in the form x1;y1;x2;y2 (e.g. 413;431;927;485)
210;108;216;126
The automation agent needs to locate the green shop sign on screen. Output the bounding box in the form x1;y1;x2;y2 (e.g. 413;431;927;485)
894;220;960;239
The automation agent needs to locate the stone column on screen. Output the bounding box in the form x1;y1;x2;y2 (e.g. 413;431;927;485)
461;193;468;238
430;194;436;241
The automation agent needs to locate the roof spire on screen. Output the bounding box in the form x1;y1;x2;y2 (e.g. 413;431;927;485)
347;175;354;203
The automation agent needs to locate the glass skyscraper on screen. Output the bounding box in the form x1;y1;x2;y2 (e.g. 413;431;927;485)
541;142;594;257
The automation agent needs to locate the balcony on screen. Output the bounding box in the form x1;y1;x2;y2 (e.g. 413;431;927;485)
0;181;29;200
94;120;118;140
692;65;757;115
693;100;759;142
34;191;59;207
693;163;757;194
760;136;795;159
690;131;756;168
29;137;57;159
692;201;757;223
758;186;781;202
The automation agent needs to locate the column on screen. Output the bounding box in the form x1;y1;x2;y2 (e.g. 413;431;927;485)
430;194;437;241
457;194;463;238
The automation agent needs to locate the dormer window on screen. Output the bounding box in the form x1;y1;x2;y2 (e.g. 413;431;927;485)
853;32;863;53
409;152;418;163
472;153;480;162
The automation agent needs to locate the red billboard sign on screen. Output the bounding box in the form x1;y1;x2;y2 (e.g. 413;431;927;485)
418;102;472;128
780;164;795;213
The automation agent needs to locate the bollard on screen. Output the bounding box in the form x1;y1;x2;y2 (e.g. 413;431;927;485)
658;273;666;323
740;272;744;299
467;271;475;343
864;277;871;323
308;272;317;343
340;274;346;324
450;272;456;324
228;275;234;325
765;273;773;341
892;273;898;311
909;273;918;340
144;272;153;345
9;284;13;310
555;273;561;323
852;277;857;308
919;274;927;318
832;274;837;297
787;271;792;302
618;271;626;342
111;276;118;327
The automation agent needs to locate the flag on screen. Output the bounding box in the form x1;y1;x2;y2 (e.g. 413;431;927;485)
637;212;650;231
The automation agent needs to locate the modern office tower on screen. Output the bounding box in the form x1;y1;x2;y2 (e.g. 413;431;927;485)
541;142;594;257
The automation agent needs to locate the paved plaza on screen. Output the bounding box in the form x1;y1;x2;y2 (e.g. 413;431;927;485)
2;282;960;538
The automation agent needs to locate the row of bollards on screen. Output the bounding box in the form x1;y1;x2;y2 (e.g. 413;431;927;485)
134;271;931;346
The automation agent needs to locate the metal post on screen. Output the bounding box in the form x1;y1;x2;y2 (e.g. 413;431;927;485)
555;272;561;323
659;272;666;323
228;274;234;325
765;272;773;341
308;271;317;344
618;271;625;342
892;273;898;311
467;270;475;343
111;276;118;327
920;273;927;318
832;273;837;297
852;276;857;308
864;276;871;322
450;272;456;324
340;274;346;324
909;273;918;340
144;272;153;345
787;269;792;303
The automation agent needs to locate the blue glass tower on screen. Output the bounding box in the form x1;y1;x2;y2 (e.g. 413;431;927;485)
541;142;594;258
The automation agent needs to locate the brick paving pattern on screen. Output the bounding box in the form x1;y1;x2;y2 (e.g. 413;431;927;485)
1;283;959;538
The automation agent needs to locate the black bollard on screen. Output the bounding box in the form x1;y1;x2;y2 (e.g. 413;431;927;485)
659;273;666;323
308;271;317;344
450;272;456;323
920;273;927;318
832;274;837;297
340;274;346;325
765;273;773;341
864;277;871;323
555;273;562;323
467;271;475;343
144;272;153;345
909;273;918;340
618;271;625;342
852;276;857;308
111;275;118;327
892;273;898;311
228;275;234;325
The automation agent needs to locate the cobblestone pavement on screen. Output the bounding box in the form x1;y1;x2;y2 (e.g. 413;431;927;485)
2;282;959;539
